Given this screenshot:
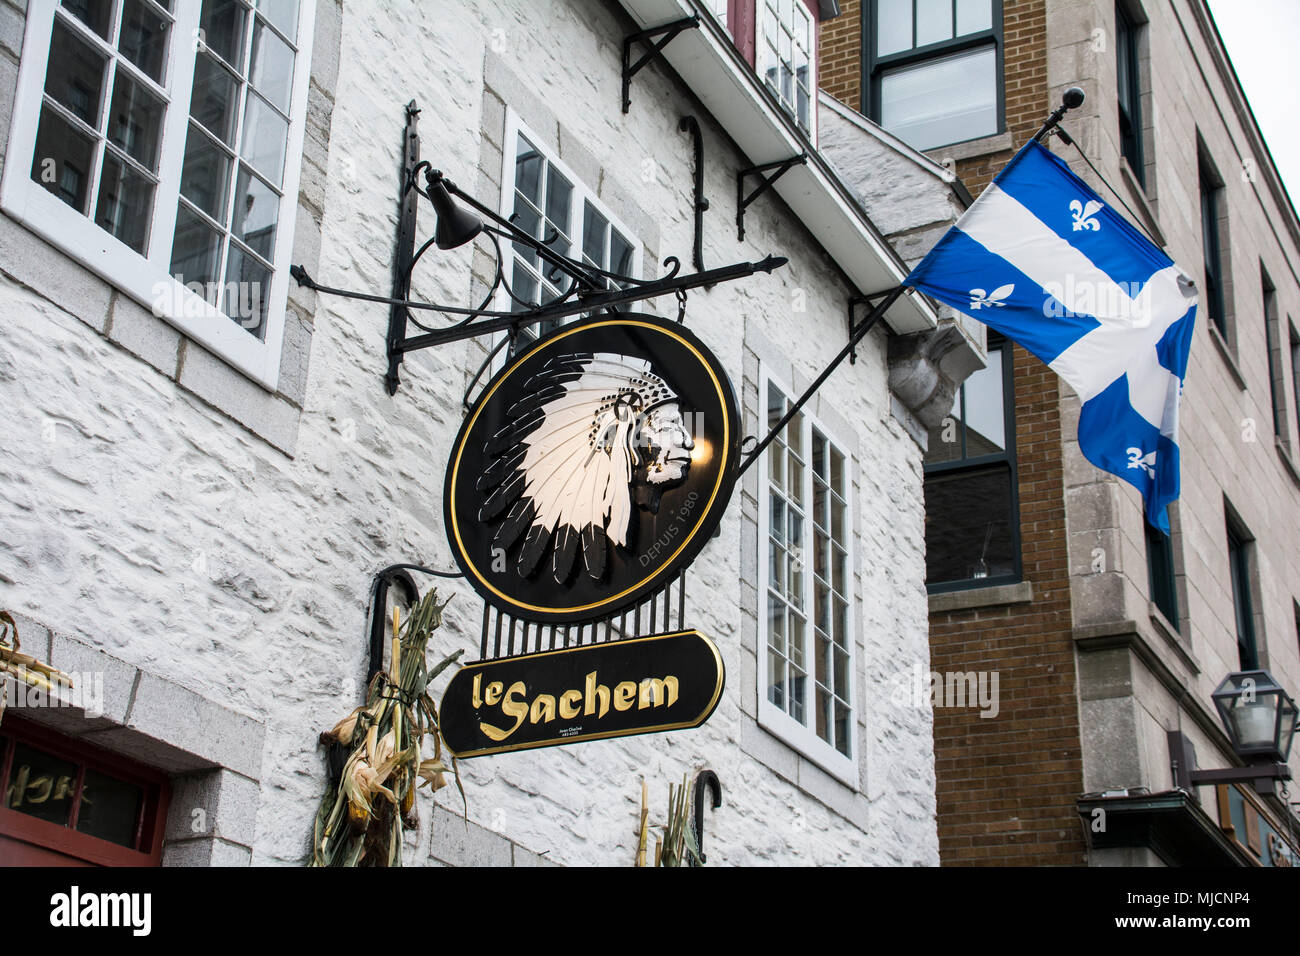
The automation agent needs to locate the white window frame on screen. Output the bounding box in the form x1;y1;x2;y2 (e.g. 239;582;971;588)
758;0;817;141
489;110;643;366
0;0;316;390
757;364;858;786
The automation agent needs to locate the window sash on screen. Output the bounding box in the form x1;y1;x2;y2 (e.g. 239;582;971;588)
865;0;1003;150
757;367;857;782
759;0;816;135
1226;524;1258;670
1145;521;1179;631
1199;160;1227;336
496;110;643;354
924;335;1021;590
0;0;316;388
1115;2;1144;182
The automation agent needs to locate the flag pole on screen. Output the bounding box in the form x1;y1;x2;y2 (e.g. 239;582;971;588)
1032;87;1086;143
738;284;909;477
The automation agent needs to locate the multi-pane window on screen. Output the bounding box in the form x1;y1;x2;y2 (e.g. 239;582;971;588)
923;334;1019;588
0;718;169;865
760;376;855;772
759;0;815;135
866;0;1001;151
1116;2;1144;185
1226;517;1258;671
31;0;176;254
1261;268;1286;443
1291;323;1300;445
707;0;731;34
1199;152;1228;339
172;0;303;338
501;114;639;348
2;0;313;385
1145;519;1178;631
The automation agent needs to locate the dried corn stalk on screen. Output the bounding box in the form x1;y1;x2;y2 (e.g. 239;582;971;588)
311;590;463;867
1;610;74;728
634;773;702;867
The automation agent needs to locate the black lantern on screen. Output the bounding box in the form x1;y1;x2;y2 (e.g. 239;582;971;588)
1211;670;1298;763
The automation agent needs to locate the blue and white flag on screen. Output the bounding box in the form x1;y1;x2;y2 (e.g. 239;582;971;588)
904;140;1197;533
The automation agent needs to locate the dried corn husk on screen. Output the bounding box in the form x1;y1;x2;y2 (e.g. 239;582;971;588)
310;590;463;867
1;610;75;727
635;773;703;867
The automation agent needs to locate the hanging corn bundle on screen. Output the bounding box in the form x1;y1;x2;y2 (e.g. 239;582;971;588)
634;773;702;867
1;610;75;728
311;590;464;867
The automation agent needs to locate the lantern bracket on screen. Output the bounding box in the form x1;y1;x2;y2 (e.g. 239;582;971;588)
289;102;788;396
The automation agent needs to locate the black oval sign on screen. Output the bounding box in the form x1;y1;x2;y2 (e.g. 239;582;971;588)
445;314;739;624
440;630;725;758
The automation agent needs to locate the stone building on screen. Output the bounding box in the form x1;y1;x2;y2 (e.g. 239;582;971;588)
0;0;981;865
822;0;1300;865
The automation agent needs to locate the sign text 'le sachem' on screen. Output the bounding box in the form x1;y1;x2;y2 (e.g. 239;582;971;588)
440;631;724;758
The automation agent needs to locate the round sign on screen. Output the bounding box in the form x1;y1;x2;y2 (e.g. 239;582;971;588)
445;314;740;625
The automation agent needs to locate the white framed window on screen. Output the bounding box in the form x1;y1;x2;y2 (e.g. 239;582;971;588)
706;0;732;35
496;110;642;353
757;368;857;784
0;0;316;389
759;0;816;137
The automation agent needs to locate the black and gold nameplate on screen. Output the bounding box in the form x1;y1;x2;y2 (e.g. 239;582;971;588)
440;630;724;758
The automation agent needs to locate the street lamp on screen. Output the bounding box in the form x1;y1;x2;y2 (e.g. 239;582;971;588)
1211;670;1298;763
1169;669;1297;797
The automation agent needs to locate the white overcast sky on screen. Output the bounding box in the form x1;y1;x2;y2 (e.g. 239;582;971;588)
1205;0;1300;213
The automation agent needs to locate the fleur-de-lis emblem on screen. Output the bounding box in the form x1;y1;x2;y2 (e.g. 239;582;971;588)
1126;446;1156;478
1070;198;1103;231
969;284;1014;310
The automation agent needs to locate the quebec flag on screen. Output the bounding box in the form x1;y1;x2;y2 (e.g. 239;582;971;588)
904;140;1197;533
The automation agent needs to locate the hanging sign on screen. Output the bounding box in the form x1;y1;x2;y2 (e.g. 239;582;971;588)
439;630;724;757
445;314;739;624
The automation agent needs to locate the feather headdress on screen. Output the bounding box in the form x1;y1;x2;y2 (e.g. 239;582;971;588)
477;352;679;585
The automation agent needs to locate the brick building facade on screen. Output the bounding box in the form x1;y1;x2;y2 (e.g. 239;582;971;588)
822;0;1300;866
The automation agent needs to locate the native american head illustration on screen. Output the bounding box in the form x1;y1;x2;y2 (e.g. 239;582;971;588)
476;352;695;585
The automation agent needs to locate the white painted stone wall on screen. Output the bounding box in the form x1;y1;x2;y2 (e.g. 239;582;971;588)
0;0;939;865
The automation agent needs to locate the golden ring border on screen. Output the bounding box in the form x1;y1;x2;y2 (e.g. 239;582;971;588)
448;318;734;617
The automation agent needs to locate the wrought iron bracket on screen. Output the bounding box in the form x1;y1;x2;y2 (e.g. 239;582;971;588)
736;153;807;241
387;101;422;395
846;288;897;365
622;16;700;114
690;769;722;866
288;102;790;395
738;284;908;477
679;115;708;272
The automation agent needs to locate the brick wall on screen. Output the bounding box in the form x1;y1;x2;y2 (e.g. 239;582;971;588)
818;0;860;110
954;0;1050;196
930;347;1085;866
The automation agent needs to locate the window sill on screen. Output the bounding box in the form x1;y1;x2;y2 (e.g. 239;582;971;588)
756;703;859;789
1206;323;1247;391
1118;159;1166;248
923;130;1014;165
1147;601;1186;659
928;579;1033;613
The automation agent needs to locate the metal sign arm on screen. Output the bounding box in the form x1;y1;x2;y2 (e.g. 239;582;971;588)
738;283;909;477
